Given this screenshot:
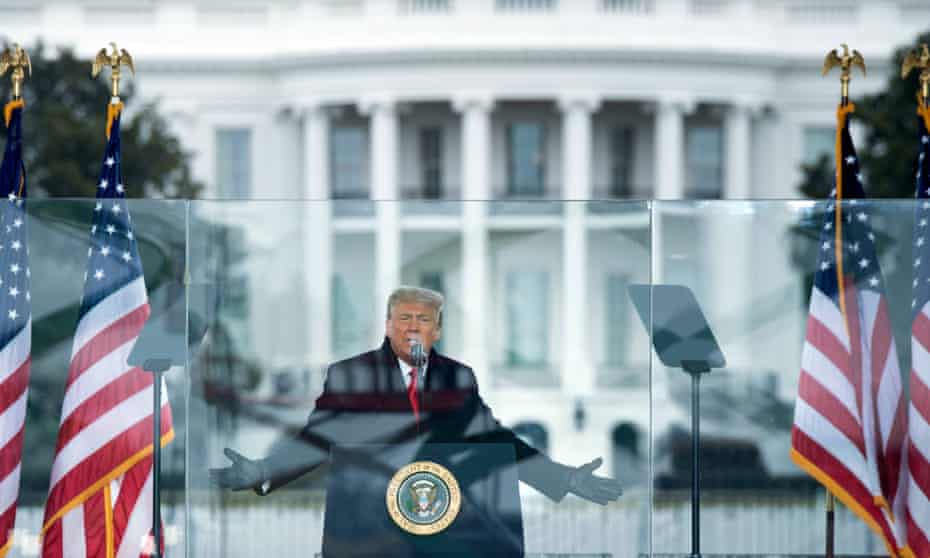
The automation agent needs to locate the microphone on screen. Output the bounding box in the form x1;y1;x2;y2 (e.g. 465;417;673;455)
409;339;426;367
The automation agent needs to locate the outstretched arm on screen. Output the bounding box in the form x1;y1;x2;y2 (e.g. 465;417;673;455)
210;369;337;495
467;384;622;505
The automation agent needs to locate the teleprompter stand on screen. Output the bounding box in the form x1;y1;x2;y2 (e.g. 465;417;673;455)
629;284;726;558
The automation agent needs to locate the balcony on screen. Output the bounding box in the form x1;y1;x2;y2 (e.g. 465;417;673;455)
398;0;453;14
400;184;463;215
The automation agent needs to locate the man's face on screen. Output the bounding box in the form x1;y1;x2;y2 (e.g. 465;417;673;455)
386;301;441;365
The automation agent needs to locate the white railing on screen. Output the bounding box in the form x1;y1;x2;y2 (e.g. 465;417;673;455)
600;0;655;15
899;1;930;20
495;0;558;13
690;0;730;16
2;491;886;558
399;0;453;14
783;0;860;24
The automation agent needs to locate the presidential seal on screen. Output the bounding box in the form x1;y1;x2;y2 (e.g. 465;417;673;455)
386;461;461;535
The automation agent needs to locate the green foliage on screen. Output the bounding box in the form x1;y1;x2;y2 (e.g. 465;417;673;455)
799;31;930;198
0;41;202;198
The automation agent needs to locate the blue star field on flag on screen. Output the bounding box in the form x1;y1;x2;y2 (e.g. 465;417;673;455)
812;109;886;303
79;108;144;318
912;111;930;314
0;103;30;349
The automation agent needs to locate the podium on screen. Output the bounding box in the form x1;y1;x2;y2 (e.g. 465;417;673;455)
321;442;524;558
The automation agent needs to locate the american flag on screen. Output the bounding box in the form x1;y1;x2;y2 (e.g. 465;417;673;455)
0;100;31;558
908;104;930;558
40;104;174;558
790;103;908;556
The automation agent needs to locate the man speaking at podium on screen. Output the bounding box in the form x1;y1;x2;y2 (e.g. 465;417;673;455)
211;286;623;557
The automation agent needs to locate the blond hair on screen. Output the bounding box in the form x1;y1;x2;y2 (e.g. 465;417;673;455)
386;286;444;326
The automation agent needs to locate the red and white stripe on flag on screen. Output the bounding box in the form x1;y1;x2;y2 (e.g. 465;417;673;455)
792;280;908;556
907;104;930;558
909;305;930;558
40;277;173;558
0;322;30;558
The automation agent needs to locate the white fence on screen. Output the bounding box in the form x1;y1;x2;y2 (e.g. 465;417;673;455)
5;491;884;558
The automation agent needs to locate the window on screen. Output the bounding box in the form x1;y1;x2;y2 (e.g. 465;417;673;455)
506;271;549;366
784;1;858;24
600;0;653;14
690;0;729;15
496;0;556;12
685;124;723;198
332;274;364;357
803;126;834;165
399;0;453;14
419;271;444;351
419;127;443;199
215;128;252;198
606;273;631;365
609;126;636;198
507;122;546;196
331;126;368;199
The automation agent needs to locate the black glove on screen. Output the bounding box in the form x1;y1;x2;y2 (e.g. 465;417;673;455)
209;448;265;491
567;457;624;505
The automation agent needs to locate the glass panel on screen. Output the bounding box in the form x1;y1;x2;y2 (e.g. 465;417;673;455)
190;199;651;558
17;199;187;558
650;199;908;557
215;128;252;198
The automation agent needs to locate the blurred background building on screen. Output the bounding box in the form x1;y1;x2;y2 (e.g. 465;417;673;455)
4;1;928;556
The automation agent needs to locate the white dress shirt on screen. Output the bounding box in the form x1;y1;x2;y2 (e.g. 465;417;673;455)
398;358;428;390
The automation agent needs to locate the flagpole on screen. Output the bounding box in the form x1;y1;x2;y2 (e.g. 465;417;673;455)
821;43;865;558
93;43;167;558
825;490;835;558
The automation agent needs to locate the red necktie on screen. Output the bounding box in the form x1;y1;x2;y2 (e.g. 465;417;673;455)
407;368;420;424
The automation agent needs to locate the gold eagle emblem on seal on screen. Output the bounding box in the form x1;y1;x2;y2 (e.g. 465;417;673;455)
386;461;461;535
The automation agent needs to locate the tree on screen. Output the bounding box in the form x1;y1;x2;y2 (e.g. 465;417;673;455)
800;30;930;198
0;41;202;198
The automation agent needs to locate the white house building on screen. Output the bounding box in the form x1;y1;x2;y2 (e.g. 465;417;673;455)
7;0;927;513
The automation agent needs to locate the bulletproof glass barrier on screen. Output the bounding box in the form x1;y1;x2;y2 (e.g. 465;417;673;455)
10;199;923;558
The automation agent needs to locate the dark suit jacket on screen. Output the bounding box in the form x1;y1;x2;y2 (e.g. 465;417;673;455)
258;338;574;499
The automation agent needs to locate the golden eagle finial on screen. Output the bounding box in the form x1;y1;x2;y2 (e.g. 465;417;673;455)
92;42;134;100
902;43;930;107
823;44;866;104
0;44;31;100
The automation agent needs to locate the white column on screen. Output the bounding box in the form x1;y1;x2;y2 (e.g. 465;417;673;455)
360;96;400;342
454;93;494;390
709;99;759;369
725;100;754;199
302;103;333;369
654;95;693;200
558;93;599;396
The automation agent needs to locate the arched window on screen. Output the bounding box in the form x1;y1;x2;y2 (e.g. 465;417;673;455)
512;422;549;454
